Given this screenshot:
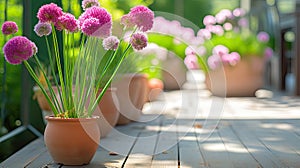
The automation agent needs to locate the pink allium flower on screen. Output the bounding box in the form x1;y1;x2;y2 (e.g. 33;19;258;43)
102;36;119;50
233;8;246;17
55;13;78;32
31;42;38;55
223;22;233;31
197;29;211;40
238;18;248;28
203;15;216;26
122;5;154;32
264;47;273;60
257;31;270;42
184;54;199;70
37;3;63;23
185;46;196;55
211;25;224;36
34;22;52;37
213;45;229;56
207;55;221;70
82;0;100;11
215;9;232;24
3;36;35;65
78;6;112;37
130;33;148;50
120;14;135;28
1;21;18;35
221;52;240;65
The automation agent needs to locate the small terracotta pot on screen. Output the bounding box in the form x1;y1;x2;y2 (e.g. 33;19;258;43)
33;86;51;111
112;74;148;125
205;57;265;97
146;78;164;102
94;88;119;137
44;116;100;166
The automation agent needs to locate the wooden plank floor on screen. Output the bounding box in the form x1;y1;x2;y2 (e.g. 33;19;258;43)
2;80;300;167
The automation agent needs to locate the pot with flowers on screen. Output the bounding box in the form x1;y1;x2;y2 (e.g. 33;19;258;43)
190;8;273;97
2;0;154;165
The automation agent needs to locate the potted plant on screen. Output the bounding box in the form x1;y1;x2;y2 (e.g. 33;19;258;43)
189;8;273;96
1;0;154;165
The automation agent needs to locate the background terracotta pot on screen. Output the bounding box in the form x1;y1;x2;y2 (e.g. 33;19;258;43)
94;88;119;137
205;57;265;97
44;116;100;165
112;73;148;125
146;78;164;102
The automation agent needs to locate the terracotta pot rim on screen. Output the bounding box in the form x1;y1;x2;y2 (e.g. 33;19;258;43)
45;115;100;122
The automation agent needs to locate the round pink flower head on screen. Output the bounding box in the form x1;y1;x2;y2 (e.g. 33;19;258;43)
79;6;112;38
55;13;79;32
207;55;221;70
130;33;148;50
37;3;63;23
233;8;246;17
213;45;229;56
103;36;119;50
197;29;211;40
184;54;199;70
122;5;154;32
3;36;35;65
221;52;240;65
1;21;18;35
257;31;269;42
82;0;100;11
203;15;216;26
34;22;52;37
31;42;38;55
264;47;273;60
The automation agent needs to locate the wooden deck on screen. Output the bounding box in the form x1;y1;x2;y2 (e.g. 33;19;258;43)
2;80;300;167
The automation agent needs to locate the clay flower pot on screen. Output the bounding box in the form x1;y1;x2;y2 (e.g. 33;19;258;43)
146;78;164;101
205;57;265;97
94;88;119;137
44;116;100;165
112;73;148;125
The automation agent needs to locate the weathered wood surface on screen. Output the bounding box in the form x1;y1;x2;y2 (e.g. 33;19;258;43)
2;87;300;168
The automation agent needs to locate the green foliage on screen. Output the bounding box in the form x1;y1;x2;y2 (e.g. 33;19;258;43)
148;33;188;59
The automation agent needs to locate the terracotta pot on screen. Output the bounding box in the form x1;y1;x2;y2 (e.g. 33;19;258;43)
94;88;119;137
161;52;187;90
33;86;51;111
205;57;265;97
146;78;164;102
44;116;100;165
112;74;148;125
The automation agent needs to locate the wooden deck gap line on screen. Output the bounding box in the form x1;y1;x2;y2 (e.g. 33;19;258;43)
229;125;264;168
176;120;180;167
151;116;163;161
193;127;208;167
121;130;142;168
23;148;48;168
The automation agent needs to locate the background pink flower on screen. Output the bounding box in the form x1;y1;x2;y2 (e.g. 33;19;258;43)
3;36;35;64
213;45;229;56
257;31;270;42
207;55;221;70
184;54;199;70
82;0;100;11
203;15;216;26
37;3;63;23
1;21;18;35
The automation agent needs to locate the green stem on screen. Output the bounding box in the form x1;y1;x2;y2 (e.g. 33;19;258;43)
89;43;132;116
24;61;58;115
